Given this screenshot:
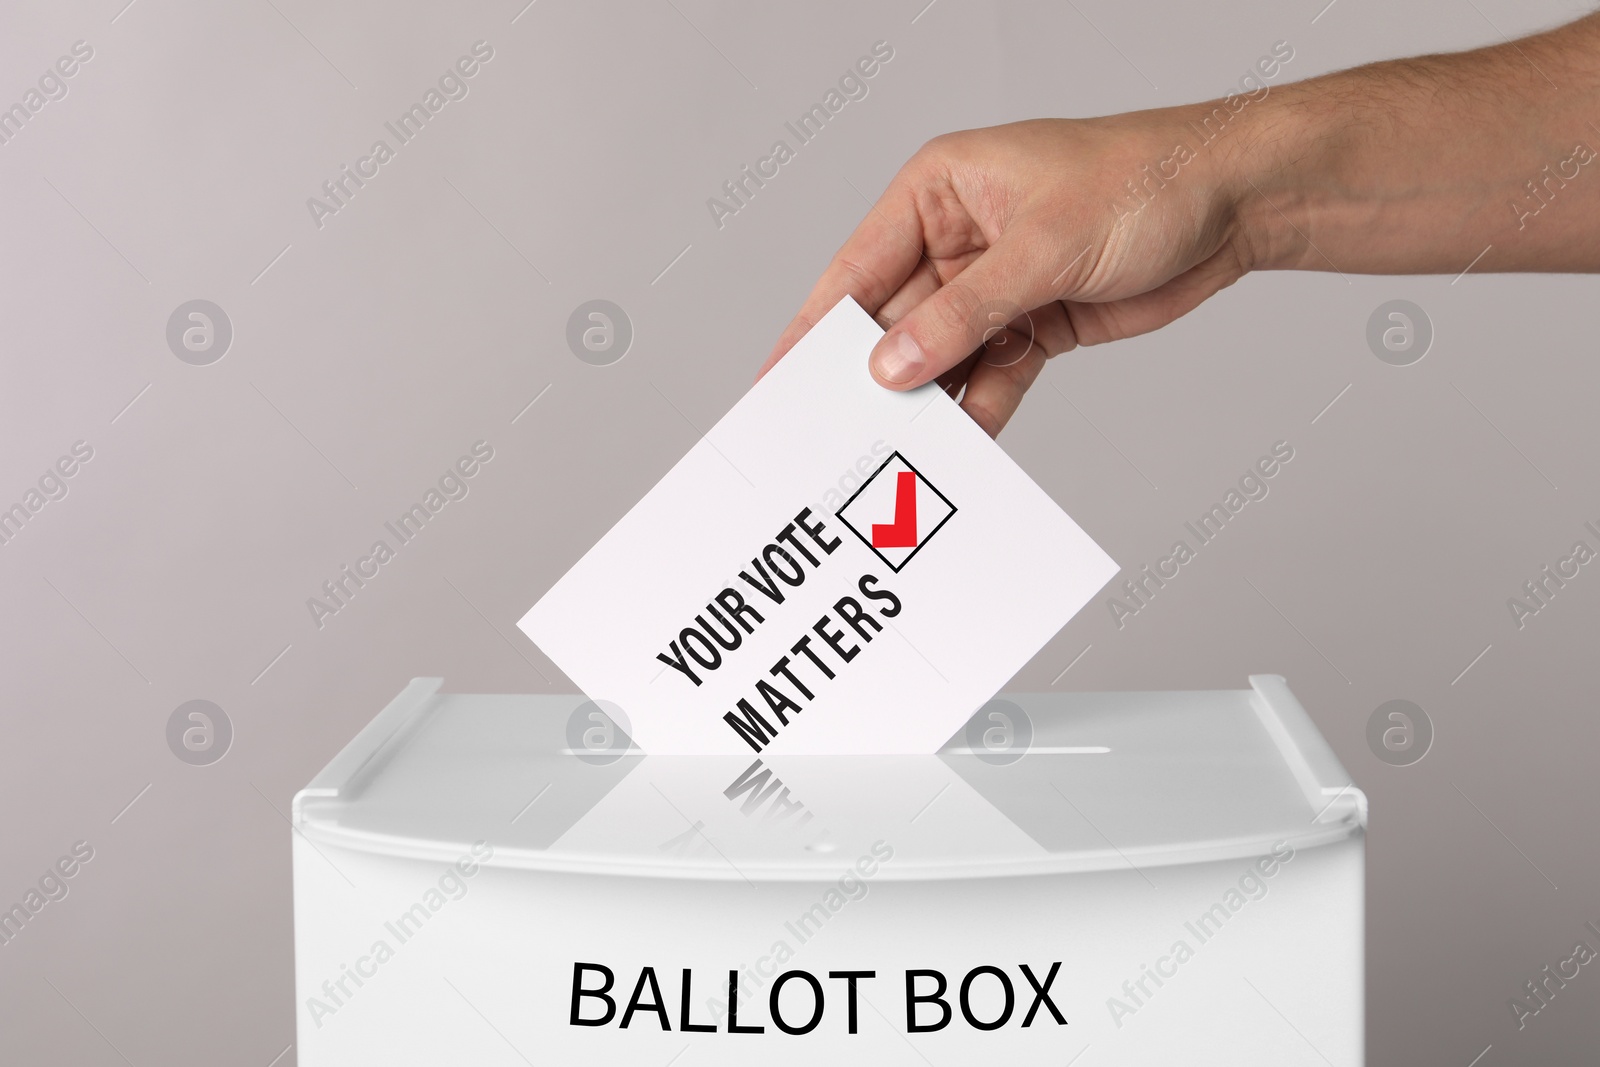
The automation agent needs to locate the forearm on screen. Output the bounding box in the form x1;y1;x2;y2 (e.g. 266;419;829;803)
1230;14;1600;274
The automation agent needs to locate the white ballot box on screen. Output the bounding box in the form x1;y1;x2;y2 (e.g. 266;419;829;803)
293;675;1364;1065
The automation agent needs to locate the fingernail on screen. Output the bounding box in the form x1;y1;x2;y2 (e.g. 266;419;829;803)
872;332;924;384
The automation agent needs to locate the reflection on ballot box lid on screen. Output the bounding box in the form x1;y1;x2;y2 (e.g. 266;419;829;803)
291;674;1365;879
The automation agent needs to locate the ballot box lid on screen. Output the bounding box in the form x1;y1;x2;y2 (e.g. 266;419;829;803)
292;675;1364;881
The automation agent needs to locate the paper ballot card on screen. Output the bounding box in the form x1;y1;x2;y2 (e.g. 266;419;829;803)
517;297;1117;756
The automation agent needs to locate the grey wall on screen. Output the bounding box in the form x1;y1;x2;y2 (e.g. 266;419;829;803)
1;0;1596;1064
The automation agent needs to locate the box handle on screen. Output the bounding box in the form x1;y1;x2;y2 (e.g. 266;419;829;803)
1248;674;1367;828
292;677;444;824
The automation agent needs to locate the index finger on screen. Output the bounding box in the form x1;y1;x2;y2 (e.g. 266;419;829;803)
756;179;926;379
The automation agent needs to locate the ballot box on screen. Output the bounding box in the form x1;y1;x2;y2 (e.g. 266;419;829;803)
292;675;1364;1065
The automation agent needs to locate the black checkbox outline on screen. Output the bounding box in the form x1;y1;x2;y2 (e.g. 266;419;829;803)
834;450;957;573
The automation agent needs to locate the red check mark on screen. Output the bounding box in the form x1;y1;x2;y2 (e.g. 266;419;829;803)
872;471;919;548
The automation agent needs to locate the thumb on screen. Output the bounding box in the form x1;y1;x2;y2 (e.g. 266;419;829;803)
867;239;1053;390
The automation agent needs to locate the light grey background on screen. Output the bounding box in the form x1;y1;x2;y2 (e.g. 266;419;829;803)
1;0;1596;1063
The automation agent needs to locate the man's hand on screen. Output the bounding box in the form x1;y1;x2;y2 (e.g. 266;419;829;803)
759;116;1256;437
762;14;1600;436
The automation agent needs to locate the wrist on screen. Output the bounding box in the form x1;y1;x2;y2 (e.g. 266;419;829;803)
1218;83;1347;273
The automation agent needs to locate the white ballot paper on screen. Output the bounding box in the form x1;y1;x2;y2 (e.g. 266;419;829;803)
518;297;1117;756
